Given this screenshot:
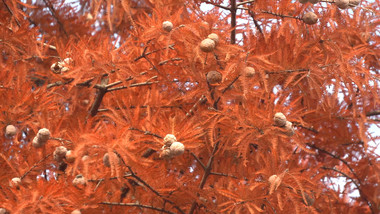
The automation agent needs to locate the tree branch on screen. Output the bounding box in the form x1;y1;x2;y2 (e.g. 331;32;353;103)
99;202;177;214
20;154;51;180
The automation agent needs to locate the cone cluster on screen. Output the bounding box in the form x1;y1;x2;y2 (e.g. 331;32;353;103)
273;113;295;136
160;134;185;159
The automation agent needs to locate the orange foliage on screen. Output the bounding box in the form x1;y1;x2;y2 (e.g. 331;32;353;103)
0;0;379;213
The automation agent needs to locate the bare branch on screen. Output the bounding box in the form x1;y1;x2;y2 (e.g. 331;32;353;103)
99;202;177;214
20;154;51;180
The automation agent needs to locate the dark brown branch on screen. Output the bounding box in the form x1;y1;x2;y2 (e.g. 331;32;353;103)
248;11;264;37
2;0;21;27
201;1;231;10
189;140;221;214
191;152;206;169
308;143;375;213
266;68;309;74
20;154;51;180
129;127;163;139
210;172;238;179
159;58;183;65
99;202;177;214
230;0;237;44
321;166;360;189
134;44;175;61
366;110;380;117
261;10;301;20
213;74;241;108
291;122;319;134
126;166;185;214
42;0;68;37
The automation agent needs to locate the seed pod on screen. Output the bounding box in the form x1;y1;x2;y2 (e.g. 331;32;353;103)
54;146;68;162
32;137;43;148
273;112;287;127
284;121;295;136
309;0;319;4
72;174;86;186
206;71;222;85
349;0;360;6
162;21;173;32
336;0;349;9
50;62;63;74
65;150;76;163
0;208;9;214
243;66;255;77
299;0;308;3
37;128;50;143
200;38;216;53
71;209;81;214
207;33;219;44
302;12;318;25
10;177;21;188
5;125;17;137
170;142;185;156
164;134;177;146
159;147;172;159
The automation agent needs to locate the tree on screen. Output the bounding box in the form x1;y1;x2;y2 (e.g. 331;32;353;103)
0;0;379;213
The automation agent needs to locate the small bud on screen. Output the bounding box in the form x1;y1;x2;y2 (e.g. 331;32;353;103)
302;12;318;25
206;71;222;85
162;21;173;32
5;125;17;137
273;113;287;127
200;38;216;53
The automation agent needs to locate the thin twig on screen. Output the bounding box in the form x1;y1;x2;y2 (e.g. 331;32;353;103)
261;10;302;20
248;11;264;37
201;0;231;10
129;127;163;139
213;75;241;108
210;172;238;179
191;152;206;170
42;0;68;37
99;202;177;214
2;0;21;27
20;154;51;180
126;166;186;214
